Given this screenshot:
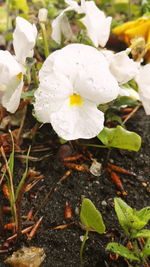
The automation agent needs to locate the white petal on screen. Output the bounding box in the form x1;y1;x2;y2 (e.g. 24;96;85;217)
39;44;119;105
109;51;139;84
13;17;37;63
51;1;81;44
136;64;150;114
75;66;119;105
50;98;104;140
0;50;22;89
80;0;112;47
34;72;73;123
2;78;23;113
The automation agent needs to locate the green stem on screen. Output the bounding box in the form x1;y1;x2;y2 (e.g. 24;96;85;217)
80;230;88;267
40;23;49;58
32;65;38;88
6;0;10;31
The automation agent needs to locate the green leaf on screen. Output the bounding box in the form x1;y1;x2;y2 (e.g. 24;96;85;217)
11;0;29;13
114;198;133;235
21;90;35;99
80;198;106;234
114;96;139;107
106;242;140;261
132;230;150;238
141;238;150;259
135;207;150;225
97;126;141;151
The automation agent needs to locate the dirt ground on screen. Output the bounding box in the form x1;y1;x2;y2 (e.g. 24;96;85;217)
0;106;150;267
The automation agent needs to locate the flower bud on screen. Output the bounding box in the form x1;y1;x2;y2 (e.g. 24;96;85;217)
38;8;48;23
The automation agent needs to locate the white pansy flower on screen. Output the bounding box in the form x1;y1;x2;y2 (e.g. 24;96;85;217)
52;0;111;47
34;44;120;140
101;49;139;85
0;16;37;113
0;51;23;113
13;16;37;64
80;0;112;47
135;64;150;115
109;51;140;85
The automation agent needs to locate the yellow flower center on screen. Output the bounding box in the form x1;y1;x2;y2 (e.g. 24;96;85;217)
17;72;23;80
69;94;83;106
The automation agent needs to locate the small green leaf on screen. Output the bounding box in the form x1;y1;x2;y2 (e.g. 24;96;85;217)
106;243;139;261
21;90;35;99
132;230;150;238
114;96;139;107
114;198;133;234
11;0;29;13
97;126;141;151
80;198;106;234
135;207;150;225
141;238;150;259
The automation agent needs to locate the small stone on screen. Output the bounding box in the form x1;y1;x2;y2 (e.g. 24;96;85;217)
101;200;107;206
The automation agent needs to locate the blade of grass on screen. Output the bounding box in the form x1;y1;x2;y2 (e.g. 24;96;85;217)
15;146;31;200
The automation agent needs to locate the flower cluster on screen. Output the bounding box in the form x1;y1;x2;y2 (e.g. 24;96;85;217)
0;17;37;112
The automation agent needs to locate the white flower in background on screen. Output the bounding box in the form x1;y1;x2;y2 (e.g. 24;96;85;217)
136;64;150;115
80;0;112;47
0;16;37;113
109;50;140;85
101;49;139;85
51;0;111;47
101;48;140;97
34;44;120;140
13;16;37;64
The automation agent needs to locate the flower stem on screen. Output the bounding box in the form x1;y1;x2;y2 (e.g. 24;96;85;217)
40;22;49;58
80;230;88;267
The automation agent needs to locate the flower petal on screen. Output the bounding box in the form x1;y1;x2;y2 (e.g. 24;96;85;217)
2;78;23;113
81;0;112;47
51;1;80;44
39;44;119;105
34;72;73;123
136;64;150;114
50;98;104;140
13;17;37;64
75;66;119;105
109;51;139;84
0;50;22;89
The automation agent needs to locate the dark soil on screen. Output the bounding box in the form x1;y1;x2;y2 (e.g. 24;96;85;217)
0;107;150;267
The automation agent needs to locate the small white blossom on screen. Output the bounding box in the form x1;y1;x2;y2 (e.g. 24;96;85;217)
13;16;37;64
136;64;150;115
0;16;37;113
101;49;140;85
109;51;140;85
34;44;119;140
51;0;111;47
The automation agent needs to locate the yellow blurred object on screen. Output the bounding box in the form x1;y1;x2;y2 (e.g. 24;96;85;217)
114;0;129;3
112;17;150;61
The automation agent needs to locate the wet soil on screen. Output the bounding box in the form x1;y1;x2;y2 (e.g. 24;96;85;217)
0;107;150;267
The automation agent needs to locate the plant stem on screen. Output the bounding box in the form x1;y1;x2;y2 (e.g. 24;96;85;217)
40;23;49;58
80;230;88;267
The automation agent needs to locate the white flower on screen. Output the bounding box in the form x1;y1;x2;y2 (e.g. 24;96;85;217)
13;16;37;64
0;16;37;113
80;0;112;47
51;0;111;47
0;51;23;113
135;64;150;115
34;44;119;140
101;49;140;85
